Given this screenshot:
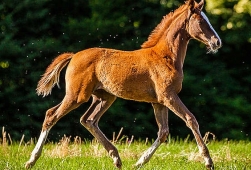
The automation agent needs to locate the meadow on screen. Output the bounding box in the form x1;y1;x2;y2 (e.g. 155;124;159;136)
1;129;251;170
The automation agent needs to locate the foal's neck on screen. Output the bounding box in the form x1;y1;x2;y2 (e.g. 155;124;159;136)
155;26;190;72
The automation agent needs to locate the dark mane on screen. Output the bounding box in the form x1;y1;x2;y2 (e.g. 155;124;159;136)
141;4;189;48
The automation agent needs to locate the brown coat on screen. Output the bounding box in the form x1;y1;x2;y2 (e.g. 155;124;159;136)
26;0;221;169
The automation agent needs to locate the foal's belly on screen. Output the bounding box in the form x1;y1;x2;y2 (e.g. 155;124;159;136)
100;79;157;103
107;86;156;103
98;73;157;103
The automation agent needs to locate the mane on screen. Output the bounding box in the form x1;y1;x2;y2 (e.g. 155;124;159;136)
141;3;189;48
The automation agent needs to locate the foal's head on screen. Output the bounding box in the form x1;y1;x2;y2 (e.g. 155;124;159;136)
186;0;222;53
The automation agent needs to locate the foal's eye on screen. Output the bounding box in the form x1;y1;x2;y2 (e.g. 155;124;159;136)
196;18;202;24
197;16;204;24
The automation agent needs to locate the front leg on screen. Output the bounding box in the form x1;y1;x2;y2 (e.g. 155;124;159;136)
135;103;169;168
162;92;214;170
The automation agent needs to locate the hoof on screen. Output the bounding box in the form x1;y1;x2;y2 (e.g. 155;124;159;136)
114;162;122;169
25;161;34;169
206;164;214;170
113;157;122;169
134;164;143;169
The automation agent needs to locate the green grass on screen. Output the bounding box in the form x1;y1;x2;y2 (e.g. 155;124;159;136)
1;135;251;170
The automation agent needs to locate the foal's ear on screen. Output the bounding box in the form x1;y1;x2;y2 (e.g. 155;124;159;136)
187;0;195;9
196;0;204;11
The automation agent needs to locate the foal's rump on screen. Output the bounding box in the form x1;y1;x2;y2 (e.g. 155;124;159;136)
66;48;157;102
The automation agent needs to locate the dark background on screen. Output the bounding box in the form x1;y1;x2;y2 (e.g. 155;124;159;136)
0;0;250;141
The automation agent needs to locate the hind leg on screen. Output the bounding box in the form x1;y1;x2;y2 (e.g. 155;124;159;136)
80;90;121;168
25;94;84;169
135;103;169;168
25;104;59;168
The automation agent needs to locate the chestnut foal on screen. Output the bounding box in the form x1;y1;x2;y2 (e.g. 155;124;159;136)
26;0;221;169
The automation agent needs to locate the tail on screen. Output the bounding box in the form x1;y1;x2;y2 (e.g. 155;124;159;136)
36;53;74;97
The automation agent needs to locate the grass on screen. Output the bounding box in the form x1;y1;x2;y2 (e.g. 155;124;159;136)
1;128;251;170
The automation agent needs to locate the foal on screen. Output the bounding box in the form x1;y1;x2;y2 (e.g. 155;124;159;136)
25;0;221;169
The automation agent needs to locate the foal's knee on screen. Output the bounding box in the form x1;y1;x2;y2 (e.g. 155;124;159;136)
80;116;95;129
80;116;88;127
186;116;199;129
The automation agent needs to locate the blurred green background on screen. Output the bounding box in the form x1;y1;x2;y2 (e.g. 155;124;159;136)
0;0;250;141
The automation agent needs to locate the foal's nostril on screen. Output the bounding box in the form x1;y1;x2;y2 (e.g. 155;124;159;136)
211;36;222;48
214;36;222;48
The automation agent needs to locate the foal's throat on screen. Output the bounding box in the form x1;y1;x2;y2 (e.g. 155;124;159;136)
163;31;190;72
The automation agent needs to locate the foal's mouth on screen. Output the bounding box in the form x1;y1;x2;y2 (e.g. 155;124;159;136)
207;44;220;54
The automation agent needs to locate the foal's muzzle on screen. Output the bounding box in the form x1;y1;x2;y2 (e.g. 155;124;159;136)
211;36;222;48
208;36;222;53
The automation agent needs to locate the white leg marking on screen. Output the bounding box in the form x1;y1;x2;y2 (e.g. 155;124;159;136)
198;145;212;166
135;140;161;167
25;130;49;169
